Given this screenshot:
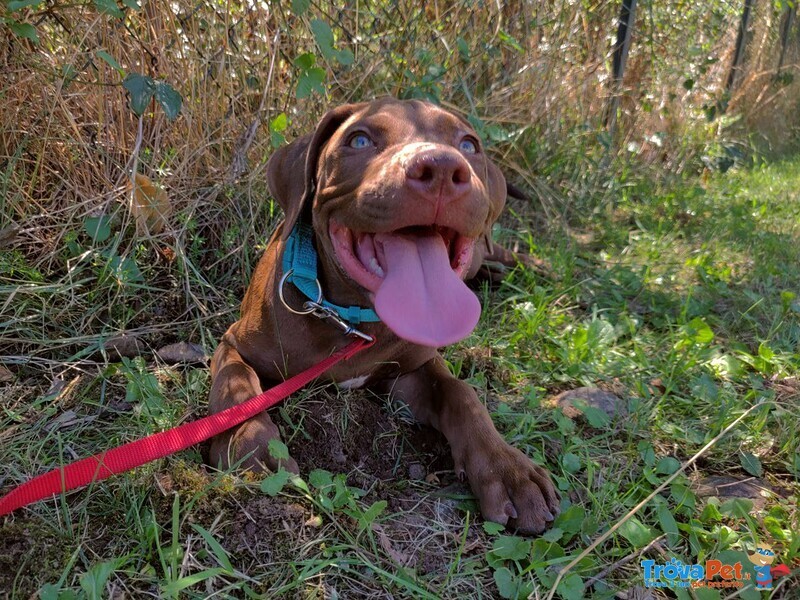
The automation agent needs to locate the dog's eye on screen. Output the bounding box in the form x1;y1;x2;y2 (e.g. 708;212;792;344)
348;133;374;149
459;137;479;154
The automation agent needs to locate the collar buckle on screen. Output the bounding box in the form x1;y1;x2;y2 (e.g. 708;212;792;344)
303;300;374;342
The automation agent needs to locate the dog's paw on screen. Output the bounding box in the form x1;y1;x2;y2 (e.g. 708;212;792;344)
457;441;560;535
209;413;299;474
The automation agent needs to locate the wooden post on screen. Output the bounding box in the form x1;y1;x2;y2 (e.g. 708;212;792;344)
607;0;637;137
776;3;796;77
726;0;756;92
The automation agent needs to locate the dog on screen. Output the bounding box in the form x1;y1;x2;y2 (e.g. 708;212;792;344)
208;98;559;534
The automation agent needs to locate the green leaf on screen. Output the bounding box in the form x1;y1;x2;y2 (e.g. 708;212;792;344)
268;439;289;461
359;500;386;526
581;405;611;428
310;19;334;54
308;469;332;489
109;254;143;284
80;559;125;600
335;48;354;66
553;504;585;535
94;0;124;19
638;440;656;466
541;527;564;543
121;0;140;9
269;112;288;133
8;0;44;11
493;567;518;599
296;67;326;99
739;451;762;476
618;517;658;548
561;453;580;474
290;0;310;15
490;535;531;561
719;497;753;519
83;215;111;242
39;584;60;600
190;524;234;572
482;521;505;535
294;52;316;71
260;469;290;496
456;37;470;61
684;317;714;345
656;503;680;547
691;588;721;600
96;50;124;76
122;73;155;116
161;568;227;595
655;456;681;475
9;22;39;43
154;81;182;121
556;573;584;600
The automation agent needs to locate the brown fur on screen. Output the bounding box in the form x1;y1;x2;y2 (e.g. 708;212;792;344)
208;98;559;534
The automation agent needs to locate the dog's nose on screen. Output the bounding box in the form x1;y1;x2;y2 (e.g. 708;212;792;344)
405;150;472;201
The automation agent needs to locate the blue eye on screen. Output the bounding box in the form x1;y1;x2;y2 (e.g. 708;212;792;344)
348;133;374;149
459;137;478;154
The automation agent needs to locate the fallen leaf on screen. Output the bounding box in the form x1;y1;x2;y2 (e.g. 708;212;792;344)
129;173;171;234
0;364;13;382
373;524;411;566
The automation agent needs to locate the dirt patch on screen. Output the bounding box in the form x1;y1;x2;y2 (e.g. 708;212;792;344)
288;390;453;487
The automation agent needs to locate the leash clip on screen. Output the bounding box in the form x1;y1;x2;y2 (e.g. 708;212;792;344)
303;300;374;342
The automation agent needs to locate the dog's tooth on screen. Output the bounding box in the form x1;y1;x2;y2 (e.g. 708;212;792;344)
369;257;385;278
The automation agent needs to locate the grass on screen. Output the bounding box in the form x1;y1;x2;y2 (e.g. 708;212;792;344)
1;1;799;596
1;155;799;598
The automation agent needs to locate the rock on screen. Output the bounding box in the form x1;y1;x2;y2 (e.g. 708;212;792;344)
550;387;625;420
693;475;772;509
156;341;207;364
408;463;426;480
104;334;147;359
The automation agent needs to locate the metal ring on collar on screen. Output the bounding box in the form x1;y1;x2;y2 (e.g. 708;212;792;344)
278;269;323;315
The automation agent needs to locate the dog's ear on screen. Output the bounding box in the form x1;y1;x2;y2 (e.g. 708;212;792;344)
267;104;362;239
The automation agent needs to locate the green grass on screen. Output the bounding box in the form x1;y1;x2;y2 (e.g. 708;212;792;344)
1;159;799;598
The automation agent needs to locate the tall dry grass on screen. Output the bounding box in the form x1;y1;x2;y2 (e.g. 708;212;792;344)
1;0;798;363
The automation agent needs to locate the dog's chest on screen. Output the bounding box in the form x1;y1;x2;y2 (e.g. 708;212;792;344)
336;374;370;389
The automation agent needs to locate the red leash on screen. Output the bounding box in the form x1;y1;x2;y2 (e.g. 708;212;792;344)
0;337;373;517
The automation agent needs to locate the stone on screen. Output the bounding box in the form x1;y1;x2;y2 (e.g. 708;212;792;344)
408;463;426;480
550;387;625;420
693;475;773;509
156;341;207;365
104;335;146;359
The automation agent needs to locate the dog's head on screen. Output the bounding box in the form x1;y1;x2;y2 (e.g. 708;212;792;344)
267;98;507;347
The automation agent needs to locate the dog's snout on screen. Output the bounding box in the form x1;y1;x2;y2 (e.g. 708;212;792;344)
405;150;471;201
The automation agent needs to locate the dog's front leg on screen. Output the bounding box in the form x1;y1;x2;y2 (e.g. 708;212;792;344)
208;336;298;474
387;357;560;534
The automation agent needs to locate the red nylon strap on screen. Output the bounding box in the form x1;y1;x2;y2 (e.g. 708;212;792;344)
0;337;373;517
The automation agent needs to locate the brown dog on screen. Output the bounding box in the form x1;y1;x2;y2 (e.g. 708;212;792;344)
209;98;559;534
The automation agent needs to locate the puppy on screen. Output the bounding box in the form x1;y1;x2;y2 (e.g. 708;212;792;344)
209;98;559;533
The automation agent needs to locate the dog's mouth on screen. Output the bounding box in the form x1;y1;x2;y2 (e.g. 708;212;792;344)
330;222;476;292
329;221;481;347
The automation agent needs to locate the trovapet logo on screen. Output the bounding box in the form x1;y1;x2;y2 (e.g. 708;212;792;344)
641;558;749;590
642;547;791;591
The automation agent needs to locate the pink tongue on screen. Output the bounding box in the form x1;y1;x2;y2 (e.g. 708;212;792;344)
374;232;480;347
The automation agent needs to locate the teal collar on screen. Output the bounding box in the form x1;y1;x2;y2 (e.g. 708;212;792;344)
280;222;381;325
